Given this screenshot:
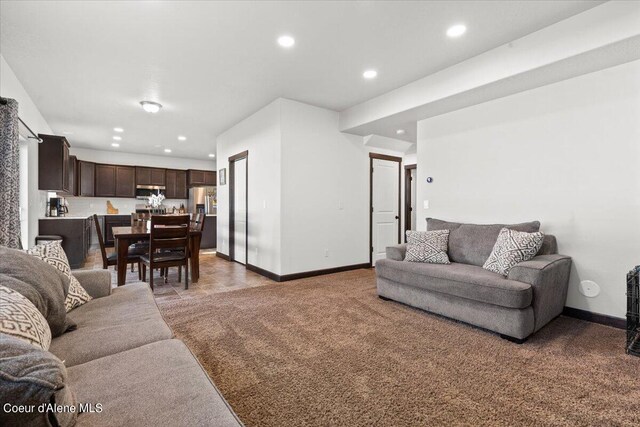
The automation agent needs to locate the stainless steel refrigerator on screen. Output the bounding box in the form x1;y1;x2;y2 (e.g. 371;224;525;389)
188;186;216;214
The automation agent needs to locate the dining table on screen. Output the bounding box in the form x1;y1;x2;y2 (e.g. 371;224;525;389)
112;225;202;287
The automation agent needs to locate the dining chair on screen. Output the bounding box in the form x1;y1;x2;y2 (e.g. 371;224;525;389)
93;214;144;280
160;213;205;283
140;214;190;290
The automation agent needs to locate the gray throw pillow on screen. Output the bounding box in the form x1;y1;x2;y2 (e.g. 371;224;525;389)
0;333;77;427
404;230;451;264
483;228;545;276
0;246;73;337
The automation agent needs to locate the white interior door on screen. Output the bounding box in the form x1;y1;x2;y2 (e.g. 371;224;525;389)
410;168;417;231
372;158;400;265
233;157;247;264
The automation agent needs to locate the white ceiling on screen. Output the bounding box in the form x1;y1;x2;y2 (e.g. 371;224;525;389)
0;1;602;160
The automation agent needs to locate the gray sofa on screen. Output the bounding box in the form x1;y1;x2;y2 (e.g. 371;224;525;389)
376;219;572;342
5;269;243;427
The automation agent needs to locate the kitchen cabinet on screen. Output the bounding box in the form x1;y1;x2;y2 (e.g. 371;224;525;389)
115;166;136;197
136;167;165;186
188;169;216;187
38;134;70;192
165;169;188;199
77;161;95;197
95;164;117;197
103;215;131;247
60;155;78;196
39;217;92;268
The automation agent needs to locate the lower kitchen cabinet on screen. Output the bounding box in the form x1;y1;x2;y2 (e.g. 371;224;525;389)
201;215;217;249
38;217;92;269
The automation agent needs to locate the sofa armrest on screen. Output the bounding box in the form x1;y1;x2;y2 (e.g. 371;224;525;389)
71;270;112;299
386;244;407;261
508;254;572;332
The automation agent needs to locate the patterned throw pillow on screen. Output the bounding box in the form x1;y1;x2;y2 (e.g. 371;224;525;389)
404;230;451;264
26;241;92;312
483;228;545;276
0;285;52;350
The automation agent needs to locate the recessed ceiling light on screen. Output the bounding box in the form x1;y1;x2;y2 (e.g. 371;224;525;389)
178;135;187;141
112;135;122;141
446;24;467;38
363;69;377;79
396;129;406;135
164;148;172;153
111;143;120;148
208;154;215;158
277;35;295;48
140;101;162;113
113;127;124;133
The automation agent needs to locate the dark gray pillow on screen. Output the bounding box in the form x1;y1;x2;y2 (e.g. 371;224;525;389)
0;246;72;337
0;333;77;427
426;218;541;267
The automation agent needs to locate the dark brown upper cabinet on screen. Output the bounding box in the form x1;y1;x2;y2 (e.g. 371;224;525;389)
165;169;188;199
95;164;117;197
136;167;165;186
60;155;78;196
77;161;95;197
38;134;70;192
115;166;136;197
188;169;216;187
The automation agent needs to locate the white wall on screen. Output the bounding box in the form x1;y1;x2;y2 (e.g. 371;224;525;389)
216;100;282;274
416;60;640;318
69;147;216;170
1;54;52;247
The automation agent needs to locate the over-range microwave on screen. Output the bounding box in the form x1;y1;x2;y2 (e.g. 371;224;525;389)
135;185;166;200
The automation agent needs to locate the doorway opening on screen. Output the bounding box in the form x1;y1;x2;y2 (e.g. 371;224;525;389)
228;150;248;265
404;164;417;241
369;153;402;267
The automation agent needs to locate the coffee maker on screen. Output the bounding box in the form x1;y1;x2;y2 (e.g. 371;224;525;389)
48;197;68;217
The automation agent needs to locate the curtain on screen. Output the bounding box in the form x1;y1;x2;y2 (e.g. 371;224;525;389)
0;98;21;249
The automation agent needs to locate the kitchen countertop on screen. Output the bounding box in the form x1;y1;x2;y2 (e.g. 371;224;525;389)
40;216;91;220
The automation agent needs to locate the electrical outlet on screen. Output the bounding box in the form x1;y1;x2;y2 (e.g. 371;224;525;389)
324;249;329;258
423;200;429;209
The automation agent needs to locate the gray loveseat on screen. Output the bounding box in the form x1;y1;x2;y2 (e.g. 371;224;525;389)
376;219;572;342
3;268;242;427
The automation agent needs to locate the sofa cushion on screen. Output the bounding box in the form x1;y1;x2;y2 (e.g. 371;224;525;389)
404;230;450;264
0;334;76;427
49;283;172;366
426;218;541;267
26;241;93;312
0;283;52;350
483;228;545;276
68;339;242;427
0;246;72;337
376;259;532;309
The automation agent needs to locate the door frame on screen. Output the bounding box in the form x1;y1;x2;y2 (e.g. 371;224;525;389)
369;152;402;267
404;164;417;242
228;150;249;264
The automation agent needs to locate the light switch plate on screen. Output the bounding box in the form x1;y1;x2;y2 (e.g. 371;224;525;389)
423;200;429;209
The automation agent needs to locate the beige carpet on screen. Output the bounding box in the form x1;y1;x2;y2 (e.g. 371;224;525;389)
158;269;640;427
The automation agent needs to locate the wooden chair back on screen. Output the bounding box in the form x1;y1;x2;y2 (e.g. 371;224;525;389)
190;213;206;232
93;214;109;269
149;215;190;260
131;212;151;227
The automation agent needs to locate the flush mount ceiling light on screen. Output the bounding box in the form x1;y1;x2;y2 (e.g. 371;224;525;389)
178;135;187;141
111;143;120;147
208;153;215;158
113;127;124;133
164;148;172;153
396;129;406;135
363;69;378;79
112;135;122;141
446;24;467;38
140;101;162;113
277;35;295;48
